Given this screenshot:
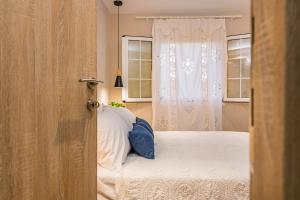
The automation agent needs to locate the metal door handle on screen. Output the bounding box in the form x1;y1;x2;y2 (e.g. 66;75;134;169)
79;77;104;89
87;99;100;111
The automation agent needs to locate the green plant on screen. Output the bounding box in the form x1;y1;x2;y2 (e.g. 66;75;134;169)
110;101;126;108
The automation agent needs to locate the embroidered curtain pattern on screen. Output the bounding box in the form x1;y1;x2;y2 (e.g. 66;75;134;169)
152;19;227;131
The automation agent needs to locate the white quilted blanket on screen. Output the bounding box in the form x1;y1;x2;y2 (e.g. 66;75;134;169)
98;131;249;200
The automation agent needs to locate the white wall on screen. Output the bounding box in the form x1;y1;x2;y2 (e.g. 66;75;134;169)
97;0;111;105
226;16;251;36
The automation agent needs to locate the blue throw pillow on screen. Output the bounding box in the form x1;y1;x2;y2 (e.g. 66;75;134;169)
129;124;155;159
133;122;154;137
136;117;154;137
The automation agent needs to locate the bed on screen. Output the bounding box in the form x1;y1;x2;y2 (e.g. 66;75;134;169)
97;131;249;200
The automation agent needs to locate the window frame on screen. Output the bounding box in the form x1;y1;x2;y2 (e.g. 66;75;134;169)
224;33;251;103
122;36;153;103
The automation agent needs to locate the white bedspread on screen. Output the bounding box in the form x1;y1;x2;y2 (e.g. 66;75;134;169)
98;131;249;200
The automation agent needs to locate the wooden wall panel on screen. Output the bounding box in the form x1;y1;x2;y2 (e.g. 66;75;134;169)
0;0;97;199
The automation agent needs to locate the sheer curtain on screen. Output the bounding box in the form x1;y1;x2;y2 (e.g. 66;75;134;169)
152;19;227;131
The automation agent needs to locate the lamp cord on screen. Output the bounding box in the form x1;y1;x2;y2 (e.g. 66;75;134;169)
117;4;120;71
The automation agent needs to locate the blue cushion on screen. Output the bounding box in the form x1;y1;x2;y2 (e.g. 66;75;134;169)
136;117;154;137
133;122;154;137
129;124;155;159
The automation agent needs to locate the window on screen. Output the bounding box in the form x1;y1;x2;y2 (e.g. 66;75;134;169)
224;34;251;102
122;36;152;102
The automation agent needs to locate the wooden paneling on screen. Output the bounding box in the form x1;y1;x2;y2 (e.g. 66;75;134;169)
251;0;300;199
0;0;97;199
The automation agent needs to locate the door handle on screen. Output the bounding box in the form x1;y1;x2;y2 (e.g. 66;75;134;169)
79;77;104;89
87;99;100;111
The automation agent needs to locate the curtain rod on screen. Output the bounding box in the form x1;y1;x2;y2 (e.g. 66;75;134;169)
136;15;243;20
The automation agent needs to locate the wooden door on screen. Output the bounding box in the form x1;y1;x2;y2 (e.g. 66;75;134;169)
251;0;300;199
0;0;97;200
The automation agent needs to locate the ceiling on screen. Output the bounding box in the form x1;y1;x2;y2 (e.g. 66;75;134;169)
102;0;250;16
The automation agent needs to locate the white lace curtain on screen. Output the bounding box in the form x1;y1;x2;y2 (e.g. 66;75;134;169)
152;19;227;131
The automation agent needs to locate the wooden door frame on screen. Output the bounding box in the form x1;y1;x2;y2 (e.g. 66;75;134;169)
250;0;300;199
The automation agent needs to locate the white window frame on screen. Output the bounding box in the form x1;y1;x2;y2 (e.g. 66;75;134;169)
224;34;251;103
122;36;153;103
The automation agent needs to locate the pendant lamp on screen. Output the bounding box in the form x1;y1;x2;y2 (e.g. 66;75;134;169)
114;0;123;88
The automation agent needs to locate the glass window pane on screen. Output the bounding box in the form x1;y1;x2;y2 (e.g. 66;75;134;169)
128;60;140;79
228;60;240;78
228;49;241;58
128;80;140;98
241;58;251;78
126;38;153;101
141;61;152;79
240;38;251;49
240;48;251;59
241;79;250;98
141;41;152;60
228;79;240;98
228;39;240;51
128;40;140;59
141;80;152;98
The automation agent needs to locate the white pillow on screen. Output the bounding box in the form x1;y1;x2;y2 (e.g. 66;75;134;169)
104;106;136;129
97;108;131;170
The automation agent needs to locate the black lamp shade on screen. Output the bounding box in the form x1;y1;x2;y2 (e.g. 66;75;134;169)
114;75;123;88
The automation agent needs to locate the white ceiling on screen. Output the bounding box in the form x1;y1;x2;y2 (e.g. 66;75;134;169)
102;0;250;16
